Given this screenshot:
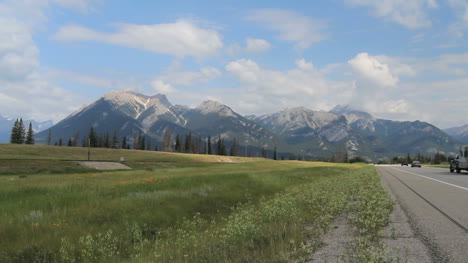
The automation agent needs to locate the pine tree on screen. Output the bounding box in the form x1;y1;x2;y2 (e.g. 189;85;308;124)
207;136;212;154
18;119;25;144
122;136;127;149
89;127;97;147
273;146;277;160
112;131;118;148
175;135;181;152
184;132;192;153
67;138;73;146
10;119;19;143
230;137;239;156
25;122;35;144
58;138;63;146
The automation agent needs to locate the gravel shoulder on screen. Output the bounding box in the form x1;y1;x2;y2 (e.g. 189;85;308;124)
378;166;468;263
307;168;433;262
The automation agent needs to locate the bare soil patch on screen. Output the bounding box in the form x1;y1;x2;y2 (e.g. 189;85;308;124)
78;161;131;170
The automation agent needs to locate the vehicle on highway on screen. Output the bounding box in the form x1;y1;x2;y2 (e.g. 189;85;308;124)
401;161;408;166
450;144;468;173
411;161;421;167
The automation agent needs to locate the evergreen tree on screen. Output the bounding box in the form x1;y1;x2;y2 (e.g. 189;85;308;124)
140;135;146;150
88;127;97;147
154;145;159;151
10;119;18;144
19;119;25;144
216;134;226;155
207;136;212;154
175;135;181;152
273;146;277;160
122;136;127;149
184;132;192;153
112;131;118;148
67;138;73;146
58;138;63;146
25;122;34;144
230;137;239;156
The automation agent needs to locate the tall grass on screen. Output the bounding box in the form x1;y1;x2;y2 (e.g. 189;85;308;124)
0;145;394;262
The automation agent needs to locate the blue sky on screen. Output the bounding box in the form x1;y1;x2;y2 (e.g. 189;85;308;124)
1;0;467;128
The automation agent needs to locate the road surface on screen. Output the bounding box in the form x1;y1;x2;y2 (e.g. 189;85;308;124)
377;165;468;262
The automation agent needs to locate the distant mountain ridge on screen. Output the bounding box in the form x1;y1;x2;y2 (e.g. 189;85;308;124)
444;124;468;143
35;90;460;160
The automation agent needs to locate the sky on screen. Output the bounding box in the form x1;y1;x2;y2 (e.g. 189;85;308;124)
0;0;467;129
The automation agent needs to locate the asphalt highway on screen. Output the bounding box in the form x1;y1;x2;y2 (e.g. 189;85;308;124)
377;165;468;262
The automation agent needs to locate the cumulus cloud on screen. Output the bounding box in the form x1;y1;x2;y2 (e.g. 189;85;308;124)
245;38;271;53
151;80;177;94
346;0;438;29
0;0;97;122
151;66;221;92
245;9;326;49
346;52;417;118
224;58;348;114
348;52;399;87
53;20;224;57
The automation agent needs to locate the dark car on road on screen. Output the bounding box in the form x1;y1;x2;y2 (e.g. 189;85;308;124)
401;161;408;166
411;161;421;167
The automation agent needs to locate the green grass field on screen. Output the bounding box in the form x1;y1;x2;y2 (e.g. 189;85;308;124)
0;144;394;262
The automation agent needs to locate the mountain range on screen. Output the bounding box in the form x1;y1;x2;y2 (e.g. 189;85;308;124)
443;125;468;144
34;90;463;161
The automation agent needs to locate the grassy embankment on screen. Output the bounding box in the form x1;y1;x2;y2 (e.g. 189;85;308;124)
0;144;394;262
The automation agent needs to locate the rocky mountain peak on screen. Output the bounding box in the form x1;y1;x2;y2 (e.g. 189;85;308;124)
331;105;376;132
196;100;236;117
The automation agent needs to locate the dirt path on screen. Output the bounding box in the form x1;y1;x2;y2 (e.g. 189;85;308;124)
78;161;131;170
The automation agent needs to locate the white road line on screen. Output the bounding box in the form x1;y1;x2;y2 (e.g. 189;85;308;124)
388;167;468;191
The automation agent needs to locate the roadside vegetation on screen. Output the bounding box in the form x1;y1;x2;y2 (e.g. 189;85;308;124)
0;144;394;262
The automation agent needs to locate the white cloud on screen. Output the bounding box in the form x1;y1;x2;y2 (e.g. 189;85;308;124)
346;0;438;29
224;58;348;114
348;52;400;87
245;9;326;49
0;0;99;122
346;53;415;120
245;38;271;53
152;66;221;89
53;20;224;57
151;80;177;94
